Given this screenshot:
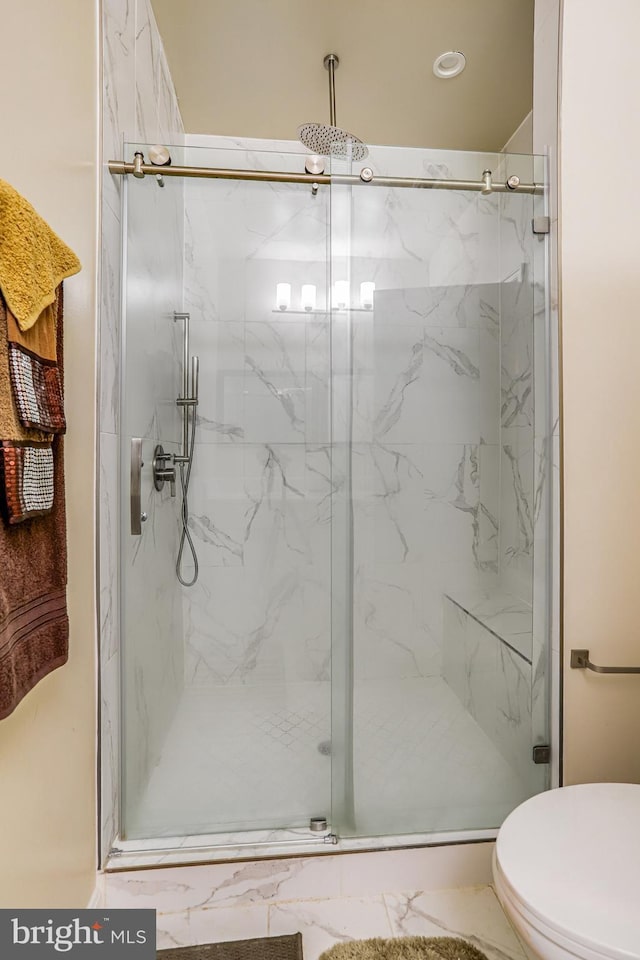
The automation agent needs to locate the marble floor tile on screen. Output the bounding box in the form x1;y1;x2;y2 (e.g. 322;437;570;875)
187;905;269;944
136;882;530;960
268;896;393;960
156;911;192;950
384;886;527;960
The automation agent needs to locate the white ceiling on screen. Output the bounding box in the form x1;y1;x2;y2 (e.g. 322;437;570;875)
151;0;534;153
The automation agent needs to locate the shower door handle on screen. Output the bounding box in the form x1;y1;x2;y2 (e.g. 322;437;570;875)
130;437;145;535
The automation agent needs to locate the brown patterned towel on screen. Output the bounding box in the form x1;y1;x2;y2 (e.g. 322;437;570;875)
6;291;66;434
0;296;51;444
0;303;68;719
0;294;54;522
0;441;54;523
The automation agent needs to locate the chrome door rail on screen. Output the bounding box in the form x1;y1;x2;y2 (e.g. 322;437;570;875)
108;158;543;195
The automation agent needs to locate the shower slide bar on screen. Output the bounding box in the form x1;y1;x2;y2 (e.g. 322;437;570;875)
108;157;543;195
570;649;640;674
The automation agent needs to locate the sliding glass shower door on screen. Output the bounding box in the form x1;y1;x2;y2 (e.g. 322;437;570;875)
118;139;550;848
121;142;335;841
329;145;550;838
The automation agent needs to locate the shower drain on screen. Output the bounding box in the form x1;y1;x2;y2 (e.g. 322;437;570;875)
317;739;331;756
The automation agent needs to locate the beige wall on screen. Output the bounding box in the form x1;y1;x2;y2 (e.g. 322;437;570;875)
561;0;640;784
151;0;533;152
0;1;98;905
502;111;533;153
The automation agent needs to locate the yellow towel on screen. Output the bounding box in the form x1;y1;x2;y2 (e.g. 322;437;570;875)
0;179;80;331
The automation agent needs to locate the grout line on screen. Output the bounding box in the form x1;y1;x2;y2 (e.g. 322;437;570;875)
380;892;396;938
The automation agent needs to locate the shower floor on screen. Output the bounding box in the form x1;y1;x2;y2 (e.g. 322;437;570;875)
126;678;531;841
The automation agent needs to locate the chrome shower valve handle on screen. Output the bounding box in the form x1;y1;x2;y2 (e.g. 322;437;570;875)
153;445;176;497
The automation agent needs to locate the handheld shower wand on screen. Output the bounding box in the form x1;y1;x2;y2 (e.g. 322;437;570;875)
174;312;200;587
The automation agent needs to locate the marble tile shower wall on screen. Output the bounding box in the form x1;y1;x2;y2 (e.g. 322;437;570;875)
181;172;333;686
499;184;550;757
100;0;184;858
440;176;549;792
181;142;506;689
499;189;537;607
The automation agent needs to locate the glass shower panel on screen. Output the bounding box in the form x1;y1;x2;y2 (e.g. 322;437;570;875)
120;162;185;840
330;146;550;839
121;142;334;841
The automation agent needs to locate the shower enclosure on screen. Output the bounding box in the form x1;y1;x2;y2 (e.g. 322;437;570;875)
115;137;551;860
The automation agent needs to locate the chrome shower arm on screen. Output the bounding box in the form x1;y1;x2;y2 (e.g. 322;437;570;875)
324;53;338;127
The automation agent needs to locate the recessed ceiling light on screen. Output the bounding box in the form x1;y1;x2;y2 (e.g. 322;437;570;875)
433;51;466;79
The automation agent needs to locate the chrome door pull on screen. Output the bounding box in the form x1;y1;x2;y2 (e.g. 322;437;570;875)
130;437;144;535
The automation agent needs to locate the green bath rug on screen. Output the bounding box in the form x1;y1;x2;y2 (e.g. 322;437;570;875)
319;936;489;960
157;932;303;960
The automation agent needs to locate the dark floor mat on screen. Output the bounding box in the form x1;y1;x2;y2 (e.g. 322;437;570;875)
157;932;303;960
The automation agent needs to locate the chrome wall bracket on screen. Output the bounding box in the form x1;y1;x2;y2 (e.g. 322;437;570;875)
532;745;551;764
532;215;551;235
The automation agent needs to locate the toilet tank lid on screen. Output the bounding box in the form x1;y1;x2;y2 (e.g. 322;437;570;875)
496;783;640;958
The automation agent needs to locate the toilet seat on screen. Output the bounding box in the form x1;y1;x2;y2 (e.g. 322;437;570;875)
494;783;640;960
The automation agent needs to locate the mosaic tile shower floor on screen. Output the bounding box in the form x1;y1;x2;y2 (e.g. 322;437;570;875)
127;678;529;839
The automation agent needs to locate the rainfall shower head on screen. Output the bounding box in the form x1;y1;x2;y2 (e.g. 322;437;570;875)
298;54;368;161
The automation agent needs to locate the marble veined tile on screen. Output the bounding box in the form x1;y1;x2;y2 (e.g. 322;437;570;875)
99;202;122;436
243;320;307;443
269;897;393;960
445;589;533;655
105;856;342;913
187;905;269;944
156;912;192;951
190;321;245;443
385;886;527;960
353;564;438;680
352;443;427;565
373;284;499;331
134;0;161;144
102;0;135;162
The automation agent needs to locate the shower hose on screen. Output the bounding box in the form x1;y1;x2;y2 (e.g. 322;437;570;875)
176;402;199;587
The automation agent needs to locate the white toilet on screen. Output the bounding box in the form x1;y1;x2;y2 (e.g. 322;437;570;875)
493;782;640;960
